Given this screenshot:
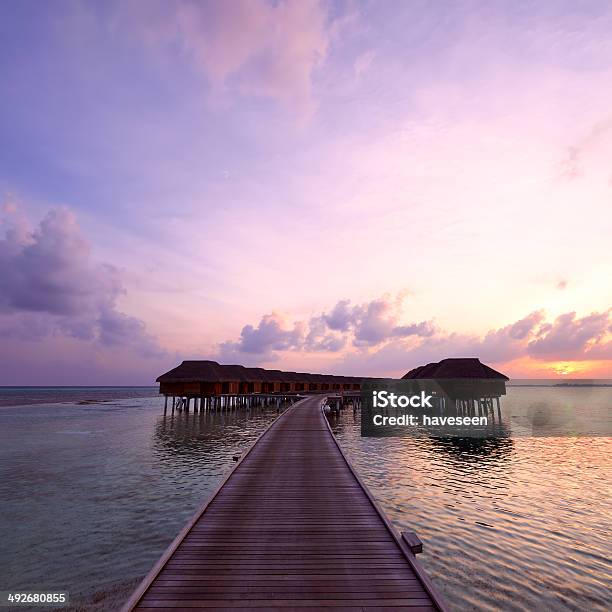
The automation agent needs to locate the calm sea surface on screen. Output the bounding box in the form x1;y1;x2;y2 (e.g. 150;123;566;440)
0;384;610;611
0;389;290;610
329;383;611;611
0;386;159;407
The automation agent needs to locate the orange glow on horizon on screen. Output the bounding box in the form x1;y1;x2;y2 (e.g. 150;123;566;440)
550;362;584;376
499;357;611;379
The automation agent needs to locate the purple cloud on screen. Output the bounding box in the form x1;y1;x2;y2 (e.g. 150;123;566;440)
218;303;611;377
0;208;121;316
326;295;435;347
323;299;353;331
218;313;304;358
0;206;165;357
392;321;436;339
507;311;545;340
336;309;611;376
351;298;397;346
216;292;437;358
527;310;612;360
305;315;346;352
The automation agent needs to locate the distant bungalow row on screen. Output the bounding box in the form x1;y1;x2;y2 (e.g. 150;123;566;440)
157;357;508;398
157;360;380;396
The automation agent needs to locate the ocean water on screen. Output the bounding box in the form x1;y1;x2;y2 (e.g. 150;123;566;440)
0;386;158;408
0;391;290;610
0;385;610;611
328;383;612;611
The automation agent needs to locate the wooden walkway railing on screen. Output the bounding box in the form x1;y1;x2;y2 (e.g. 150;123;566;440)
123;395;448;611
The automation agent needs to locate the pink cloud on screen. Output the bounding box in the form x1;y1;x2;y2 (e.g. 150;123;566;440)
527;310;612;361
214;302;611;377
218;312;305;358
124;0;332;112
317;294;434;347
215;293;436;363
345;310;611;376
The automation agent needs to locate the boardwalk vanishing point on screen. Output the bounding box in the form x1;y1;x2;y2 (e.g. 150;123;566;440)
124;394;449;611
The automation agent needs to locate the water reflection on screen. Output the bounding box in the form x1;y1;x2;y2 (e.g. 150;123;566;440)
328;386;611;612
153;401;290;458
426;435;514;463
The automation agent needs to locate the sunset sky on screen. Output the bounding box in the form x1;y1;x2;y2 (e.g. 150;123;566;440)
1;0;611;384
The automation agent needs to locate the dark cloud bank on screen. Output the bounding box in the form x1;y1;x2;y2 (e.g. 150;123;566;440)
0;206;168;383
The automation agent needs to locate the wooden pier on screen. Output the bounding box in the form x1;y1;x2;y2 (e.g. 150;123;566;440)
124;394;448;611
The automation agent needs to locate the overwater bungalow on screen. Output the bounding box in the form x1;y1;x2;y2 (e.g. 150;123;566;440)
402;357;509;419
157;360;369;400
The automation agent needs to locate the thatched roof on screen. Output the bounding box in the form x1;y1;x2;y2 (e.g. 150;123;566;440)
157;360;372;384
402;358;508;380
158;358;508;385
157;360;228;383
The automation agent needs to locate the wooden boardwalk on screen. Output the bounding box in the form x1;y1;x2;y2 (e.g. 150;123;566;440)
124;395;448;611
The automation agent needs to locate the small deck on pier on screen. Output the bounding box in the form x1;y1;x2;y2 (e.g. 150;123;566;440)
125;395;446;611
